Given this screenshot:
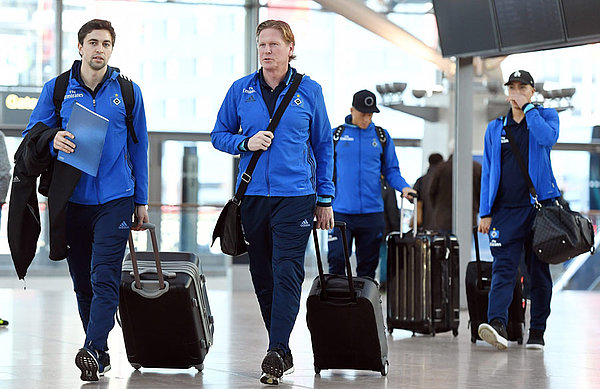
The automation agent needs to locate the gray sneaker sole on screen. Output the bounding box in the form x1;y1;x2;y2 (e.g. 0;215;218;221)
526;343;544;350
478;323;508;350
100;364;111;376
75;349;99;381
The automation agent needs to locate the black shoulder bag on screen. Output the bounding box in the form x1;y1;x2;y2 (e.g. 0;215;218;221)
503;125;595;264
211;73;304;256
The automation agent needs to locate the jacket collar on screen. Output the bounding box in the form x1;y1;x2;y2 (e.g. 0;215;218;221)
257;66;295;88
70;60;118;90
344;114;375;131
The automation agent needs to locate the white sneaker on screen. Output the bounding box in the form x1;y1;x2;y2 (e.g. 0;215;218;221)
478;321;508;350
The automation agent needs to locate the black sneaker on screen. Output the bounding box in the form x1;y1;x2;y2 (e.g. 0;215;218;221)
260;349;294;385
526;329;545;350
282;351;294;375
99;351;111;375
478;319;508;350
0;318;8;326
75;347;107;381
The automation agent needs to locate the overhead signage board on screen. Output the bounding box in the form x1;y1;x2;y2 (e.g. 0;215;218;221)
0;89;40;128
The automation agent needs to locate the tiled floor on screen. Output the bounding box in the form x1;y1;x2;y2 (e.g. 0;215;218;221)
0;272;599;389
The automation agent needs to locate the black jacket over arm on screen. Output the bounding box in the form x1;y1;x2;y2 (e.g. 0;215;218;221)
8;122;81;279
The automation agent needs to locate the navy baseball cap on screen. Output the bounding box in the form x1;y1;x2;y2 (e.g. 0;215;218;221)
352;89;380;113
504;70;535;88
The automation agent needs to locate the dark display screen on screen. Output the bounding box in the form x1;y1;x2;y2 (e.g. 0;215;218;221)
562;0;600;40
494;0;564;49
432;0;600;57
432;0;499;57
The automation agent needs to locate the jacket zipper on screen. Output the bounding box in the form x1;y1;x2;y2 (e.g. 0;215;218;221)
93;78;111;203
266;91;286;196
358;129;362;212
255;85;272;196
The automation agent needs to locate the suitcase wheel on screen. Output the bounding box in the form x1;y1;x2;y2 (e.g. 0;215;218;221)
517;338;523;345
314;365;321;375
195;364;204;372
381;360;389;376
131;363;141;370
471;336;477;344
452;328;459;337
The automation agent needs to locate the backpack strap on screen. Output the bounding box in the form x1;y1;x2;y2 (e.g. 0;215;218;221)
52;70;71;129
375;126;387;175
117;74;138;144
332;125;345;184
374;125;387;147
333;125;345;146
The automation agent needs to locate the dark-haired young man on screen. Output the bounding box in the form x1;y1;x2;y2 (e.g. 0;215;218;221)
24;19;149;381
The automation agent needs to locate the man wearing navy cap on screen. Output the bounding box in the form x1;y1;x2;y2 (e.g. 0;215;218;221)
328;89;416;280
478;70;560;351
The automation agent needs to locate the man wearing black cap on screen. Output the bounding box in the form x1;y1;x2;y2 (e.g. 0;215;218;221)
478;70;560;351
328;89;416;280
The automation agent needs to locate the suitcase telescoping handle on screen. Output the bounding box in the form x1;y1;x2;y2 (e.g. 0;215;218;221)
312;221;356;303
399;192;418;238
473;226;484;290
128;222;165;291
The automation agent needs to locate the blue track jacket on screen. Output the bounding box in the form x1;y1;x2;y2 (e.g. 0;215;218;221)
25;61;148;205
332;116;409;214
480;105;560;217
211;69;334;198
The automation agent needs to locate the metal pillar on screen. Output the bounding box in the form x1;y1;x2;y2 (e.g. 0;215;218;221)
453;57;474;309
180;146;199;252
55;0;63;74
245;0;259;74
148;137;162;205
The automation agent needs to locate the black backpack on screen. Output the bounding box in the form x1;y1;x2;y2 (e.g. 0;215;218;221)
332;124;387;183
52;70;138;144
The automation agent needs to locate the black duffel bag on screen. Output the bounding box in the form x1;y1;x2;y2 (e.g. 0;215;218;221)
212;199;247;256
503;124;596;265
531;204;595;264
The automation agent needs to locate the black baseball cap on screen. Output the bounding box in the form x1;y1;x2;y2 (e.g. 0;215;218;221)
352;89;380;113
504;70;535;88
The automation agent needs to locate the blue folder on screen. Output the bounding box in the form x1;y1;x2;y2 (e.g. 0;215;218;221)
57;102;109;177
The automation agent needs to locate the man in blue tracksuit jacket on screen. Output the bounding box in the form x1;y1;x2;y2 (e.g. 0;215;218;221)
25;19;148;381
328;90;416;280
477;70;560;351
211;20;334;385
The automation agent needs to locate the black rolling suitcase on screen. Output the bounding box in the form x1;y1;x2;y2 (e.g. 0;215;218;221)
119;223;214;371
386;195;460;336
466;227;526;344
306;221;389;376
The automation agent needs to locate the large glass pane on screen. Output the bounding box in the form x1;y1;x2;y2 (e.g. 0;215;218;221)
161;140;233;206
259;5;437;140
0;0;56;85
61;0;246;132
